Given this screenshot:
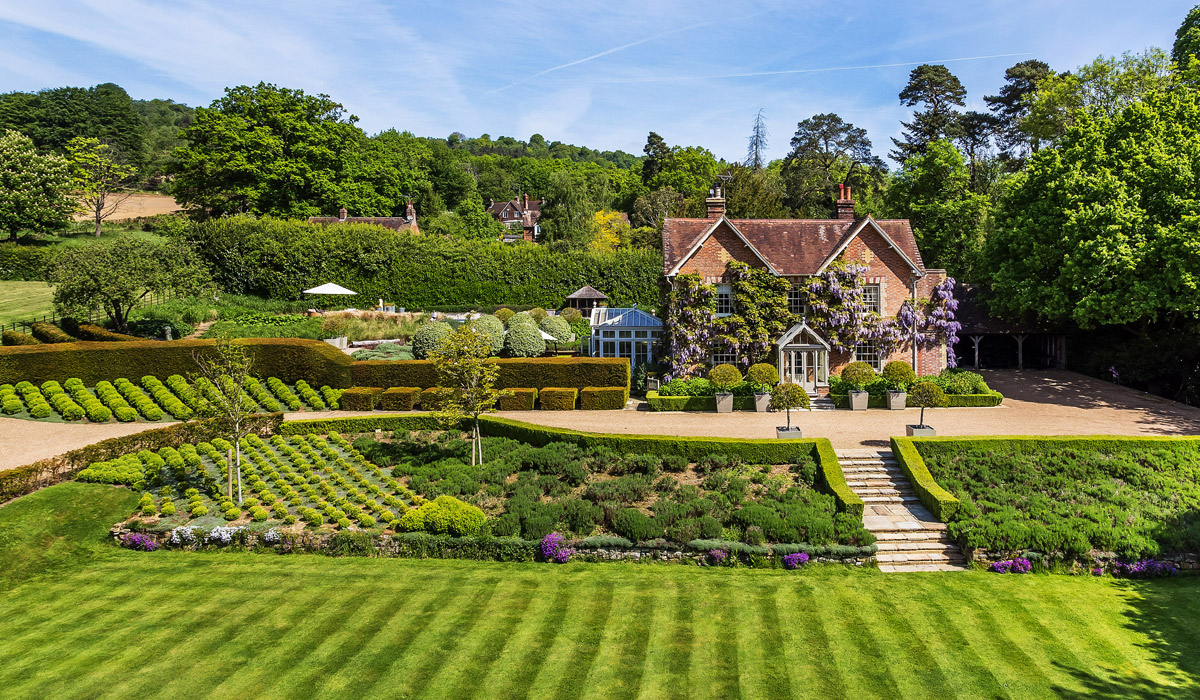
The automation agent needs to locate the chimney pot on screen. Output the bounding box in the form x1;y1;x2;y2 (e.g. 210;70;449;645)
338;206;347;221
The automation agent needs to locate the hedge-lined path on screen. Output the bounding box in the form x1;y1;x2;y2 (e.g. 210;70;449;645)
499;371;1200;449
0;415;175;471
839;450;967;573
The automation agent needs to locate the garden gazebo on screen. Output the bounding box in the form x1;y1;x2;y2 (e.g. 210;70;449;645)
564;285;608;318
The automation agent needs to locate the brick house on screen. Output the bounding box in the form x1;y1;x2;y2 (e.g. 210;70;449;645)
662;185;948;393
308;203;419;234
486;195;542;242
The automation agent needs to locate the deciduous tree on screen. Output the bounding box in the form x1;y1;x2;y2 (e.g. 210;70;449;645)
428;325;511;465
0;129;73;241
191;335;255;503
66;137;138;236
1174;4;1200;65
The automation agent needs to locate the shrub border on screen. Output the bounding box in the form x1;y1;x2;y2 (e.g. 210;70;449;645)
889;436;961;521
829;391;1003;409
645;391;758;412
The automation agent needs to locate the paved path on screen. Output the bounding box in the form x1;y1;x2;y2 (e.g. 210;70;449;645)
0;417;175;471
840;450;966;572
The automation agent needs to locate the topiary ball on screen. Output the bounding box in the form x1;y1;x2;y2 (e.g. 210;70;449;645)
538;315;573;342
467;314;505;355
840;361;877;391
503;322;546;357
881;361;917;391
494;307;515;323
909;381;948;408
411;321;453;359
506;311;536;328
746;363;779;390
769;382;810;412
529;307;548;323
708;363;743;392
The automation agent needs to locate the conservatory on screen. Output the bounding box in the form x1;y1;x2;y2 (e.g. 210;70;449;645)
587;307;663;366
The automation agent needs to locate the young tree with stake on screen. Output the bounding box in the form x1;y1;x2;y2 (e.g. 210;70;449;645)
192;335;257;503
428;325;512;465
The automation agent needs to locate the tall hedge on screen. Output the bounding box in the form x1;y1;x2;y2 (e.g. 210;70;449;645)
352;357;630;391
0;244;53;281
181;217;661;307
0;338;354;387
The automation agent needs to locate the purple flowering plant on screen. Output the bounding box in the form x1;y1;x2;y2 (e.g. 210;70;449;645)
708;549;728;565
782;552;810;570
541;532;572;564
989;557;1032;574
1113;559;1178;579
122;533;159;552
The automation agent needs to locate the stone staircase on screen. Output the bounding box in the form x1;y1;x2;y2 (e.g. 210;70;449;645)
839;450;968;572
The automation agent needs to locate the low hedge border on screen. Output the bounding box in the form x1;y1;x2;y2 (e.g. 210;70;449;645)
1;330;39;346
340;387;383;411
539;387;577;410
279;414;444;435
352;356;630;391
379;387;421;411
645;391;758;412
580;386;627;410
3;413;283;502
30;322;76;344
498;388;537;410
829;391;1004;409
889;437;962;521
814;440;864;519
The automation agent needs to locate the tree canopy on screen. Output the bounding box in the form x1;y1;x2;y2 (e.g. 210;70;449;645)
0;129;73;241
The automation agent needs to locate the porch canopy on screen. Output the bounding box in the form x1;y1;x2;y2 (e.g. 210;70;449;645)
776;322;830;394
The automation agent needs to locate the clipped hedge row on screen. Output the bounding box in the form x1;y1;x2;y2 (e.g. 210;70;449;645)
498;388;537;410
890;437;962;521
1;330;39;346
0;337;355;387
580;387;628;410
645;391;758;412
61;318;141;342
539;387;577;410
340;386;383;411
380;386;421;411
30;322;76;344
828;391;1004;409
352;356;630;391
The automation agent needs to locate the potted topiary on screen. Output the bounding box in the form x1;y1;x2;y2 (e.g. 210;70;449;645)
708;363;742;413
769;381;810;438
907;381;947;436
881;360;916;411
840;361;876;411
746;362;780;412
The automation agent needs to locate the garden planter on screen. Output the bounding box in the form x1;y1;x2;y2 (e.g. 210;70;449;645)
906;424;936;437
848;391;869;411
887;391;907;410
715;392;734;413
754;393;771;412
776;427;804;439
646;377;660;392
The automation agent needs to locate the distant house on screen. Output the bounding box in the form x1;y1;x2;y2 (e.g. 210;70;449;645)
486;195;541;242
308;203;419;234
564;285;608;318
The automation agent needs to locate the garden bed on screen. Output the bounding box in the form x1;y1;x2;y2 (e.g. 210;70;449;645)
893;435;1200;566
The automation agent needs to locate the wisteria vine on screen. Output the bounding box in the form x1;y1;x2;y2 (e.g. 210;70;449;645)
664;273;716;379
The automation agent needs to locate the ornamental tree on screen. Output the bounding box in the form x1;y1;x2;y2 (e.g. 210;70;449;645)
769;382;810;430
428;325;512;466
664;273;715;379
0;129;74;241
191;334;256;503
909;381;948;428
48;237;211;331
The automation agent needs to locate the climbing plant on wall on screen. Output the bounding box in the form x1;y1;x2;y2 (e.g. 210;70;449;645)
897;276;962;367
664;273;716;379
712;261;792;370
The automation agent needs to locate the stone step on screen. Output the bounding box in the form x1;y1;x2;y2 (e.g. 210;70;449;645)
875;541;961;553
845;479;908;488
860;495;921;504
849;487;917;497
876;551;967;564
866;521;948;533
837;459;899;467
873;531;951;542
878;563;970;573
839;464;902;471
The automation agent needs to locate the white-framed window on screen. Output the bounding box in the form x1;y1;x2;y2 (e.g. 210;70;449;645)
853;340;883;371
710;348;738;366
862;284;881;313
715;284;733;316
788;284;807;315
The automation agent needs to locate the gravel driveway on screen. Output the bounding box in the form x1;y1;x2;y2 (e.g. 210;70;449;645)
0;418;174;471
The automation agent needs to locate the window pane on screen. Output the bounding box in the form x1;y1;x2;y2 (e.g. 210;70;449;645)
862;284;881;313
634;330;648;338
853;341;882;372
618;330;632;338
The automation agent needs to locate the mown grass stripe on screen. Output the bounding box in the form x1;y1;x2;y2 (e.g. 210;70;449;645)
419;575;541;700
773;575;847;699
635;575;695;700
518;574;616;699
851;575;956;698
470;574;574;700
577;576;658;700
688;574;741;700
369;575;504;697
746;582;792;700
823;575;905;698
0;574;143;655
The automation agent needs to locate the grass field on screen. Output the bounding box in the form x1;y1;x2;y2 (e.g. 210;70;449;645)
0;483;1197;700
0;281;54;326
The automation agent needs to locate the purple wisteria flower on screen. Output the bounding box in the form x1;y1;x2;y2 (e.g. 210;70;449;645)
541;532;572;564
782;552;809;570
989;557;1032;574
1113;559;1178;579
122;533;159;552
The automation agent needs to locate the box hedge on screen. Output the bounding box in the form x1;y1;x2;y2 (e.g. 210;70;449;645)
890;437;961;521
0;337;355;387
539;387;577;410
580;386;628;410
380;386;421;411
61;319;140;342
352;356;629;391
340;387;383;411
829;391;1003;409
1;330;39;346
498;388;537;410
30;322;76;344
645;391;758;412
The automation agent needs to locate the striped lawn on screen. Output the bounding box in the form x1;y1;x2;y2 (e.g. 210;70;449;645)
0;554;1197;699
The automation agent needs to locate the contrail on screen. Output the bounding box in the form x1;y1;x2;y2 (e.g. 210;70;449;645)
600;52;1034;84
482;16;754;95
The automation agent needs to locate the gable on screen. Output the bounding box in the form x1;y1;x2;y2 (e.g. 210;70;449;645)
672;219;775;280
829;220;922;279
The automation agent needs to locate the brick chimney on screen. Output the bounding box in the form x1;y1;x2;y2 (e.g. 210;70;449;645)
405;200;416;221
705;184;726;219
836;184;856;220
523;193;529;209
338;206;347;221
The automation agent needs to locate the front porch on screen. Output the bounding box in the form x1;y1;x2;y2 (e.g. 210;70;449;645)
775;322;830;395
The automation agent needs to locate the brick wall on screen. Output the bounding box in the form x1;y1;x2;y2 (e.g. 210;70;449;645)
675;222;769;283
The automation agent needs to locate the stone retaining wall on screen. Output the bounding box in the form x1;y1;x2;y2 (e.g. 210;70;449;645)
967;547;1200;572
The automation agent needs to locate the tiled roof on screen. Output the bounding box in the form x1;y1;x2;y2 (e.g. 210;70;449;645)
662;217;926;276
566;285;608;300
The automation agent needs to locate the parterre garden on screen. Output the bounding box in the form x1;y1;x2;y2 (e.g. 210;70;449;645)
0;375;342;422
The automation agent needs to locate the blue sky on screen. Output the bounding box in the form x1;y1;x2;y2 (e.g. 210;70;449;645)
0;0;1186;162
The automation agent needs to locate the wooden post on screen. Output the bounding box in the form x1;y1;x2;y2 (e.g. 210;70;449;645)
970;335;984;369
1014;334;1027;371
